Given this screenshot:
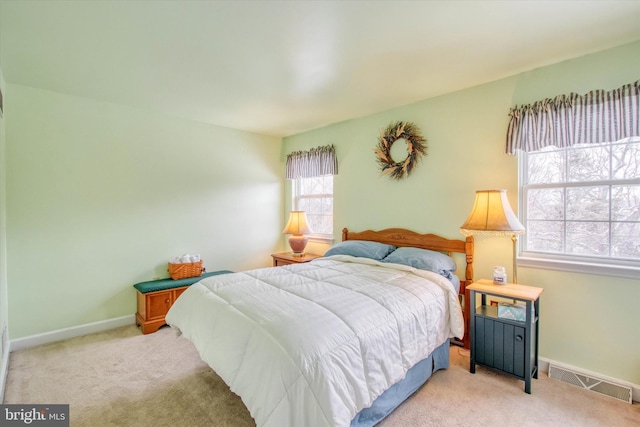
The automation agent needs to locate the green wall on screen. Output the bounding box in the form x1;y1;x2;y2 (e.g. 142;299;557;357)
2;32;638;388
0;67;8;362
5;84;283;339
283;41;640;385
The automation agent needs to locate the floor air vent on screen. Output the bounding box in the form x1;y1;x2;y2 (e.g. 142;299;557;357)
548;364;632;403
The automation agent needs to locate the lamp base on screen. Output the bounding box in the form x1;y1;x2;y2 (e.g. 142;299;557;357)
288;234;308;256
512;233;518;284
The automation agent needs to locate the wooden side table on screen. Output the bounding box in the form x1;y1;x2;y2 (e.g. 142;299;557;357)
468;279;543;394
271;252;321;266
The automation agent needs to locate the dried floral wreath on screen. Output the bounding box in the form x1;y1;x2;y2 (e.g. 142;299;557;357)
375;121;427;180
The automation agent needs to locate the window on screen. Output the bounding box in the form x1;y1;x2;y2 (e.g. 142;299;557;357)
507;81;639;278
285;145;337;241
519;137;639;277
293;175;333;239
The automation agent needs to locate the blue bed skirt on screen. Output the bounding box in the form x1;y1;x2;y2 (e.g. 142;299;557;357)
350;340;450;427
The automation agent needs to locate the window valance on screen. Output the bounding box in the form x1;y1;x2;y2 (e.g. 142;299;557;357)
285;145;338;179
505;81;639;154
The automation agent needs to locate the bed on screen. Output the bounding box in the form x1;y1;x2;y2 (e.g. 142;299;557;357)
166;227;474;427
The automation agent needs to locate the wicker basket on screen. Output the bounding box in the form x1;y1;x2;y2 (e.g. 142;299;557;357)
168;260;203;280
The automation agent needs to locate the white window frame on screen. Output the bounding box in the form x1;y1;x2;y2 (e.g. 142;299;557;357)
292;174;334;243
518;138;640;279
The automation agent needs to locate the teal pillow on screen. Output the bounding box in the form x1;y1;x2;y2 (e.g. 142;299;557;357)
324;240;396;261
382;247;457;278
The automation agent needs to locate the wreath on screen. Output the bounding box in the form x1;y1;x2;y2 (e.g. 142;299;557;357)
375;121;427;180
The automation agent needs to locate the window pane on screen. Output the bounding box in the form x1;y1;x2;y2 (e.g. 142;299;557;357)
310;179;322;194
308;198;320;215
521;136;639;267
528;188;564;220
294;175;333;236
611;185;640;221
527;220;564;252
307;214;321;234
612;142;640;180
527;149;564;184
322;175;333;193
568;145;610;182
319;214;333;235
566;221;609;256
298;198;311;212
566;186;609;221
322;197;333;213
301;178;313;194
611;222;640;259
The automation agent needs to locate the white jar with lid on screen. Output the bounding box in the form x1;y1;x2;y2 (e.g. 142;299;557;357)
493;266;507;285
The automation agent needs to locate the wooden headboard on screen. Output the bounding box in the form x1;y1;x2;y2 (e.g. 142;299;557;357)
342;227;474;293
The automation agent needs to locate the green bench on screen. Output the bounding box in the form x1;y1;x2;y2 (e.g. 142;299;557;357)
134;270;233;334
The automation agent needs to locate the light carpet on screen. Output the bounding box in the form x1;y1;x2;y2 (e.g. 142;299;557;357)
3;325;639;426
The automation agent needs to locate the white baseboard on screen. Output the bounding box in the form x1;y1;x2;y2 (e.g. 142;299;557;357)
9;315;136;352
539;357;640;403
0;340;9;403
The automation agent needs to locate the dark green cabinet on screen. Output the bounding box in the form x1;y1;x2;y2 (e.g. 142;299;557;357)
467;280;543;394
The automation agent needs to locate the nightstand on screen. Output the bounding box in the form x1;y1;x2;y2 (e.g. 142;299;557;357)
468;279;543;394
271;252;321;266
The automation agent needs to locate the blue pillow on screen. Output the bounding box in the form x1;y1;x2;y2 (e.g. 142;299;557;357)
382;247;457;276
448;273;461;293
324;240;397;261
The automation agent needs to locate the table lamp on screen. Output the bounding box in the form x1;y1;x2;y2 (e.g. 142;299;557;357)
460;189;525;283
282;211;312;256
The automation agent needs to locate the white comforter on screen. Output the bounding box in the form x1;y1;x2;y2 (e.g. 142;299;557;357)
166;255;464;427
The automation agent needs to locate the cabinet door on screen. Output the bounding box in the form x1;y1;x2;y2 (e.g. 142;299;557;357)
146;291;172;320
174;287;188;300
474;316;490;366
502;323;526;377
512;325;525;377
475;317;526;378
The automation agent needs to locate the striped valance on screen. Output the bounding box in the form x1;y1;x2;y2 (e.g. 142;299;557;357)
285;145;338;179
506;81;639;154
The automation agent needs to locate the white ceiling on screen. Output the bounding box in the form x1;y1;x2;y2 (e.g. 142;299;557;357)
1;1;640;137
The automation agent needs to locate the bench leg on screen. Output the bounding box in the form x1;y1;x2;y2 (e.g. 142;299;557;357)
136;313;166;334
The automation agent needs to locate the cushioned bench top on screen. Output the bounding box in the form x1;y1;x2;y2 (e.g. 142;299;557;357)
134;270;234;293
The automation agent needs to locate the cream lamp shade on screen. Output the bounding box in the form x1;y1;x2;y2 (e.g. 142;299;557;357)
460;189;525;283
282;211;312;256
460;190;525;236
